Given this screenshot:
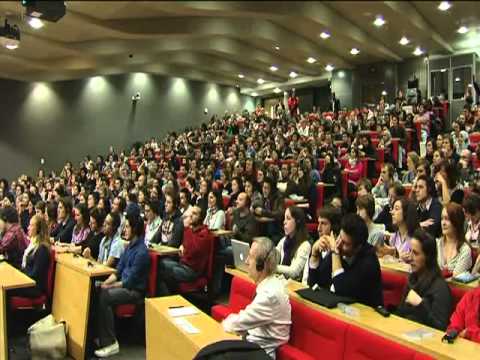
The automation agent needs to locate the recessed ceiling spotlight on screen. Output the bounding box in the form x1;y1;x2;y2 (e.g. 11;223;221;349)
274;46;280;50
438;1;451;11
257;78;265;84
441;68;447;72
306;57;317;64
251;92;258;97
338;71;345;78
455;77;461;82
289;71;298;78
325;64;335;72
270;65;278;72
28;17;44;29
381;90;387;96
457;26;469;34
350;48;360;55
5;43;18;50
320;31;331;39
273;88;281;94
373;16;386;27
238;74;245;79
413;47;424;56
399;36;410;46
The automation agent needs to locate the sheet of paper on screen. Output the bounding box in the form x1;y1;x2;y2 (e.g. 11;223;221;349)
173;317;200;334
168;306;200;317
402;328;434;341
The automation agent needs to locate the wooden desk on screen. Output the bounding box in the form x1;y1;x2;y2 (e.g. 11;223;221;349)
225;268;480;360
0;262;35;360
52;253;115;360
145;295;238;360
148;244;180;256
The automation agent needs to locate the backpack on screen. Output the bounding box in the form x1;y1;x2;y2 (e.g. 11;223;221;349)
194;340;271;360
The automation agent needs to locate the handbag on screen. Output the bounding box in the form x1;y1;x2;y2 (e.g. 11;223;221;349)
28;314;67;360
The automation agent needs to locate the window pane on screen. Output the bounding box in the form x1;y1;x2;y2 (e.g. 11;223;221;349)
430;70;448;98
452;67;472;99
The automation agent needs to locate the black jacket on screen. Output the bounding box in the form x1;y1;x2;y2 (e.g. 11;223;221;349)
396;275;453;330
417;198;443;239
51;216;75;243
308;243;383;307
151;209;184;248
23;244;50;295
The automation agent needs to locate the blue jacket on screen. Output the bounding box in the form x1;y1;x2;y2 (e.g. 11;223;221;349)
117;237;150;293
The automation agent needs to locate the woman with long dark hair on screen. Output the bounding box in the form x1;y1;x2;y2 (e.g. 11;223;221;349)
396;229;453;330
275;206;311;281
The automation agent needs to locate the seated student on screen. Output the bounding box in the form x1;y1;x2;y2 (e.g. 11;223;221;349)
463;193;480;247
356;194;385;248
144;199;162;245
203;190;226;230
151;193;184;248
178;188;193;226
253;177;284;243
222;237;291;359
51;197;75;243
275;206;311;281
374;181;405;233
231;192;258;244
80;207;106;261
447;286;480;343
396;229;453;330
84;212;124;268
372;163;395;199
45;201;59;236
415;175;443;238
156;206;210;296
93;213;150;358
308;213;383;307
437;202;472;276
0;206;29;269
381;197;418;262
71;203;91;245
9;214;51;298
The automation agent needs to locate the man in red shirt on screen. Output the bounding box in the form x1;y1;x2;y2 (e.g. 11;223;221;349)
288;88;299;118
156;206;212;295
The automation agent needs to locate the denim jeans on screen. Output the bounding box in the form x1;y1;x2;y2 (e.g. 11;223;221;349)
156;258;199;296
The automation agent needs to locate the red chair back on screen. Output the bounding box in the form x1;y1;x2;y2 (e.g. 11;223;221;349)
147;251;159;297
222;195;230;210
47;248;56;299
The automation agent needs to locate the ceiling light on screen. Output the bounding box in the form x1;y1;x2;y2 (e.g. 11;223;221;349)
238;74;244;79
381;90;387;96
251;92;258;97
306;57;317;64
413;47;424;56
350;48;360;55
270;65;278;72
289;71;298;78
457;26;469;34
399;36;410;46
325;64;335;72
274;46;280;50
338;71;345;78
441;68;447;72
455;77;461;82
257;78;265;84
273;88;281;94
373;16;386;27
438;1;451;11
319;31;331;39
28;17;44;29
5;43;18;50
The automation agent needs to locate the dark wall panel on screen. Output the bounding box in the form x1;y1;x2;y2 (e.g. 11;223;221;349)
0;74;254;180
397;57;427;99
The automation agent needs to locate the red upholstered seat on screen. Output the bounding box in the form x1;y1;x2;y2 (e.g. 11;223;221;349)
344;324;417;360
178;232;216;294
450;286;467;308
277;344;316;360
306;223;318;234
10;248;56;310
115;251;158;318
279;299;347;360
284;198;295;209
381;270;407;309
211;276;256;322
222;195;230;209
315;183;324;211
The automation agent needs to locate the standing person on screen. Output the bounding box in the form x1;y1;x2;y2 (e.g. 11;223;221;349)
288;88;300;118
307;214;383;307
93;213;150;358
275;206;311;281
396;229;453;330
222;237;291;359
0;206;29;269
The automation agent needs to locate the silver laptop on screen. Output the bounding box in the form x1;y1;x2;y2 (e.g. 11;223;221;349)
231;239;250;273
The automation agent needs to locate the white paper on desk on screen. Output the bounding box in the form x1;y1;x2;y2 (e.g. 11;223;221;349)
168;306;199;317
402;328;434;341
173;317;200;334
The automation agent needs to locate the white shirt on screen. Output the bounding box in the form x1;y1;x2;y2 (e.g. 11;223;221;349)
144;216;161;245
222;276;291;359
275;238;311;281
